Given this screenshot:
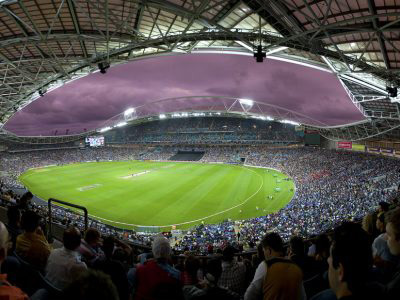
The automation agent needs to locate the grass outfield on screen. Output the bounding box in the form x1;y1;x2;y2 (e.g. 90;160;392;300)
19;161;295;231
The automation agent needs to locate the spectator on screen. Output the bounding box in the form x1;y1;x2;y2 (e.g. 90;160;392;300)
93;236;129;300
326;222;376;299
6;206;22;252
134;235;183;300
79;228;104;266
0;221;28;300
63;269;119;300
384;208;400;299
46;226;87;290
15;210;51;270
245;232;304;300
16;192;32;212
181;255;200;286
186;258;240;300
372;213;399;275
218;245;247;295
288;236;315;280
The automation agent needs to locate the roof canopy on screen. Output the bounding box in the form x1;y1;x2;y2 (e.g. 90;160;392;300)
0;0;400;142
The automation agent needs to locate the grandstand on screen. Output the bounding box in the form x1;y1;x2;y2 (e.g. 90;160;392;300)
0;1;400;299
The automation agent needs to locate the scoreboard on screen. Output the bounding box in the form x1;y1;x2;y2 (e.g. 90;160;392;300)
85;136;104;147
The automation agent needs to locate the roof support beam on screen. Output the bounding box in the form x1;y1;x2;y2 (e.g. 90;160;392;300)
367;0;390;70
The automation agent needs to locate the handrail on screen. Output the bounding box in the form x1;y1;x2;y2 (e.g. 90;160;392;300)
47;198;88;240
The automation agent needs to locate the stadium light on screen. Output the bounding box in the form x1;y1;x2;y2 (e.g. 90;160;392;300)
266;116;274;121
281;119;300;126
236;40;254;52
99;126;112;133
239;99;254;106
159;114;166;119
124;108;135;117
115;121;127;127
265;46;288;56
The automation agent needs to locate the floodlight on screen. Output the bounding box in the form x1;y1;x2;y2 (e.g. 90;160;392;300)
239;98;254;107
124;108;135;116
98;61;110;74
236;40;254;51
115;121;127;127
281;119;300;126
99;126;112;133
266;116;274;121
159;114;166;119
265;46;288;56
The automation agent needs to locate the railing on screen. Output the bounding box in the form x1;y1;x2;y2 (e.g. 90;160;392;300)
47;198;88;240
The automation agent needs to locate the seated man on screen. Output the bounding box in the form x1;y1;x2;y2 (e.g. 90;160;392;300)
0;221;28;299
320;222;382;300
385;208;400;299
78;228;104;266
46;226;87;290
134;235;183;300
245;232;304;300
218;245;247;295
15;210;51;270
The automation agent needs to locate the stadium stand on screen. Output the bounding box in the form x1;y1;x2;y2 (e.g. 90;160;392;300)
1;121;400;299
169;151;205;161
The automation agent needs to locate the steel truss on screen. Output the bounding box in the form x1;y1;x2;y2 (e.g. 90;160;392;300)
0;0;400;143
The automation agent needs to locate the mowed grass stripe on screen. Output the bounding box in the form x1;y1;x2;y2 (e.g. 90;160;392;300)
19;161;295;230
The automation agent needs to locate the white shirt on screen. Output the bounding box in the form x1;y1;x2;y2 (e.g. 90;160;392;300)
244;261;267;300
45;247;87;290
244;260;306;300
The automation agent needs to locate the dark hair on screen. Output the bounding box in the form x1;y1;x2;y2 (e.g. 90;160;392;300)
261;232;284;254
315;234;330;258
379;201;390;212
20;192;33;203
377;212;385;225
84;228;101;244
222;245;236;261
257;243;265;261
63;270;119;300
205;258;222;282
63;226;82;250
21;210;40;232
102;236;115;258
385;208;400;240
331;222;372;293
289;236;305;256
7;206;21;226
184;255;200;281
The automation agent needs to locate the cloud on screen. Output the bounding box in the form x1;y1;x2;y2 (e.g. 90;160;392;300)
5;54;364;135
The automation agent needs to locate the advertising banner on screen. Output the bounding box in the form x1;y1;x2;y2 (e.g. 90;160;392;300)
338;141;352;149
351;144;365;152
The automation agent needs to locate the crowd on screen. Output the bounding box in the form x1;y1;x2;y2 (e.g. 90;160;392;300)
0;200;398;299
1;146;400;251
0;145;400;298
106;117;300;144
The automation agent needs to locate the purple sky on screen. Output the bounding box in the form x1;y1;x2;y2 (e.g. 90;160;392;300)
5;53;365;136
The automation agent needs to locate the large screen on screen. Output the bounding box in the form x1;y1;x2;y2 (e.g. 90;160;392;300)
85;136;104;147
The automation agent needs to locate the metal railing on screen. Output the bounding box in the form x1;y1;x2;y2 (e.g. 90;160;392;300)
47;198;88;240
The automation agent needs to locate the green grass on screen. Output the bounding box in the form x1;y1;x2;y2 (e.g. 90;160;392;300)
19;161;295;231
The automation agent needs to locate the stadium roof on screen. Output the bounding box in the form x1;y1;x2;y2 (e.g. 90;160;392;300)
0;0;400;142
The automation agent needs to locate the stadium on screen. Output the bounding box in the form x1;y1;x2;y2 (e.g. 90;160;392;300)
0;1;400;299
